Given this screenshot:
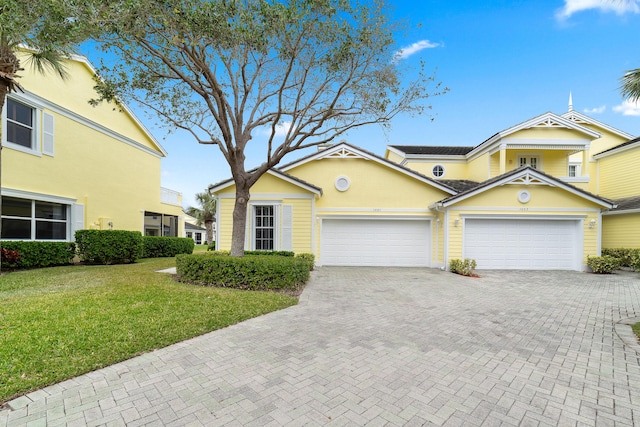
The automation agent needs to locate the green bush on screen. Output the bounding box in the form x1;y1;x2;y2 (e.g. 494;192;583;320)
1;241;76;269
631;251;640;271
176;253;310;292
243;250;295;257
602;248;634;267
207;241;216;251
587;255;621;274
295;252;315;270
142;236;194;258
75;230;143;265
449;258;477;276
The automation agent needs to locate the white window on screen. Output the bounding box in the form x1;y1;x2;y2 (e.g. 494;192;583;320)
248;203;293;251
2;197;69;240
518;155;539;169
6;98;35;150
3;96;55;156
254;205;275;250
568;164;581;177
432;165;445;178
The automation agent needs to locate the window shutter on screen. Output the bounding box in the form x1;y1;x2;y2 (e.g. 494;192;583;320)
245;207;252;250
70;203;85;241
42;111;54;156
281;204;293;251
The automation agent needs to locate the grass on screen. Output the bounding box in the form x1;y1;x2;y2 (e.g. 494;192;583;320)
0;257;298;404
633;323;640;341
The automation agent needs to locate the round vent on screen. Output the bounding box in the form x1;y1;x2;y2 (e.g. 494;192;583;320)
518;190;531;204
335;176;351;192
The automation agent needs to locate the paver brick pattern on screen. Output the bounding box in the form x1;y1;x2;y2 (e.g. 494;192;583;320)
2;267;640;426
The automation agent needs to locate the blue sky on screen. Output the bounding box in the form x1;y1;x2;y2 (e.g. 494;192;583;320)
84;0;640;208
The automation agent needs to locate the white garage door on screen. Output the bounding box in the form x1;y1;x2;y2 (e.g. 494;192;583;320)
321;219;431;267
464;219;581;270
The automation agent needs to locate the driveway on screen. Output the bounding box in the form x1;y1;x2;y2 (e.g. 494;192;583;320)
2;267;640;426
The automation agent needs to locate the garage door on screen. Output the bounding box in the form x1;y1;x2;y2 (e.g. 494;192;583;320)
463;219;581;270
321;219;431;267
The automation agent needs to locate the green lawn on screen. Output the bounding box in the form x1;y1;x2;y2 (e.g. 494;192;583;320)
0;258;297;404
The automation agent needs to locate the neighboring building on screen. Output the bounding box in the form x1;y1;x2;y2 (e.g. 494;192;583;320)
210;103;638;271
2;52;183;241
183;213;215;245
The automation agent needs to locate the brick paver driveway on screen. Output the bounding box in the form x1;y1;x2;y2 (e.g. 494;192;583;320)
3;267;640;426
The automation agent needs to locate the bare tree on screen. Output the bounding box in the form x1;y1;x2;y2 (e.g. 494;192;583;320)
90;0;447;256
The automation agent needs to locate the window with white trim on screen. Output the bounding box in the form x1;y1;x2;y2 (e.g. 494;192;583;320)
6;98;35;150
254;205;275;250
3;96;55;156
518;155;539;169
1;196;69;240
432;165;445;178
568;164;581;177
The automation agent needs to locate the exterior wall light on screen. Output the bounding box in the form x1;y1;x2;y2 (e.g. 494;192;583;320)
589;219;596;229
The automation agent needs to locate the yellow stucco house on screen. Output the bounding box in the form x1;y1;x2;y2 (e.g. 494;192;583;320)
1;53;183;241
210;106;638;271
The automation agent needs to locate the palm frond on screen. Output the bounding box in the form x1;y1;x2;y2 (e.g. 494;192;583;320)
24;48;70;80
620;68;640;102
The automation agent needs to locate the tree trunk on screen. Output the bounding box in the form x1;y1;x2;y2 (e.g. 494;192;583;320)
204;219;214;247
230;184;251;256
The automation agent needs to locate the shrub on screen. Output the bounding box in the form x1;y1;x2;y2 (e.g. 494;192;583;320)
1;241;75;269
75;230;143;265
142;236;194;258
587;255;621;274
295;253;315;270
631;251;640;271
176;253;310;292
449;258;477;276
207;241;216;251
602;248;634;267
244;250;295;257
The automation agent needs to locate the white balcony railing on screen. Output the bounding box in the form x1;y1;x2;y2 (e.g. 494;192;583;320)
161;187;182;206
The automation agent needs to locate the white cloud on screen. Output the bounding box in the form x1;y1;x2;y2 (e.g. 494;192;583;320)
393;40;440;62
261;121;292;137
613;99;640;116
583;105;606;114
556;0;640;21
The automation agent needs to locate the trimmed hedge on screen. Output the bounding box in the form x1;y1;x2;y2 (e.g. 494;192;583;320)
1;241;75;269
142;236;194;258
176;253;310;291
587;255;621;274
295;253;315;270
75;230;143;265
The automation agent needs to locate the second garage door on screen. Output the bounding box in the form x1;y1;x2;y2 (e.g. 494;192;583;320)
463;218;582;270
321;218;431;267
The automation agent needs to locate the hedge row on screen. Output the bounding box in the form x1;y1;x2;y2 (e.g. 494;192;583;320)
142;236;194;258
1;241;76;269
601;248;640;270
1;232;196;269
175;253;312;292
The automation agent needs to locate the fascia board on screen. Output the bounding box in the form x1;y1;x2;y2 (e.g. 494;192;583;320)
562;110;635;140
439;169;614;209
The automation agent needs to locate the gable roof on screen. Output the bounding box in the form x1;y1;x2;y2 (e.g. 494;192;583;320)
208;168;323;195
280;142;458;195
593;136;640;159
437;179;481;192
561;110;635;141
466;112;601;159
432;166;615;209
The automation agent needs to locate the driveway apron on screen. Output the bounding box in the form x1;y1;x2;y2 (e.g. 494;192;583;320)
2;267;640;426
